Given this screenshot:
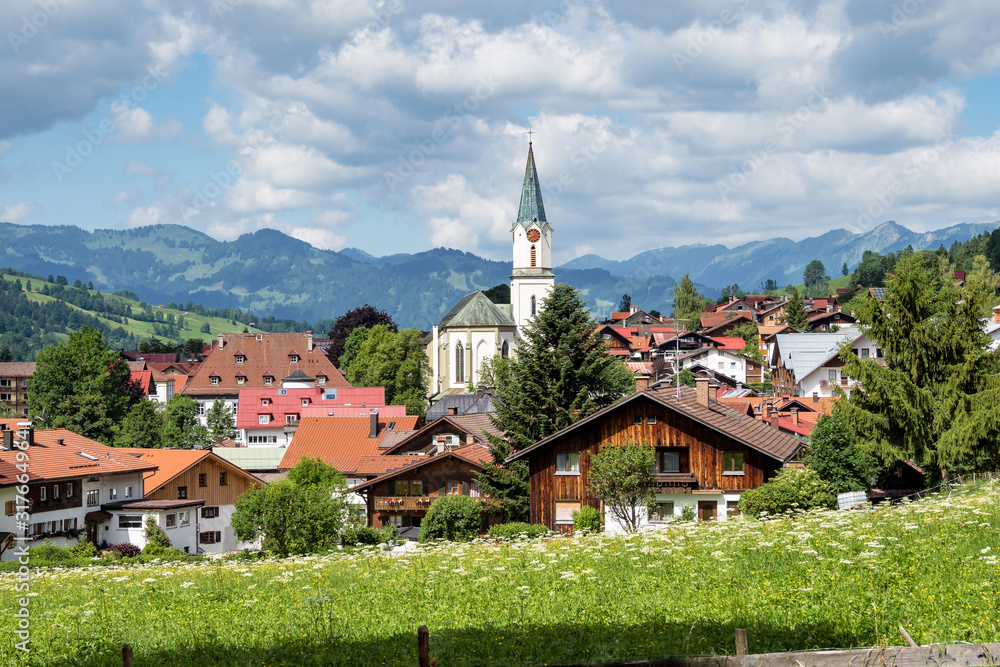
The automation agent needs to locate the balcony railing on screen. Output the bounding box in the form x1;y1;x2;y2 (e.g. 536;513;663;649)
374;496;486;511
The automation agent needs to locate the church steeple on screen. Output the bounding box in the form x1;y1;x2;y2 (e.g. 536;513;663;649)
514;142;547;228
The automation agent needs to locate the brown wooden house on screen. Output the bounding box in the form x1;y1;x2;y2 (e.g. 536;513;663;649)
507;378;804;533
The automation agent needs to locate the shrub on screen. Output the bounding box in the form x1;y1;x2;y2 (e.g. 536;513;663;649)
378;524;401;545
487;522;549;540
27;543;76;563
106;543;142;558
224;549;267;561
420;495;483;543
572;506;601;532
738;467;837;519
679;505;696;522
144;514;172;549
141;544;188;559
341;526;384;546
68;541;97;559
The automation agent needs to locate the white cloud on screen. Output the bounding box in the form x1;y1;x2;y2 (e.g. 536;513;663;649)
111;107;182;143
0;199;42;222
289;227;348;250
124;206;164;227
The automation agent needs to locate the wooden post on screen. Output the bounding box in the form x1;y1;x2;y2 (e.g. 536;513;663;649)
735;628;748;657
122;644;133;667
418;625;430;667
900;626;918;648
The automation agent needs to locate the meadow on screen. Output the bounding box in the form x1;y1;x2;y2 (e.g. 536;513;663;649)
1;482;998;666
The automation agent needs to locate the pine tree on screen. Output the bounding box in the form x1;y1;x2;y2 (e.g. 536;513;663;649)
671;274;705;331
783;288;811;331
478;283;631;521
839;252;1000;478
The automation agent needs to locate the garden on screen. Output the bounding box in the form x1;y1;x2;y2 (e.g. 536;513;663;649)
1;481;997;666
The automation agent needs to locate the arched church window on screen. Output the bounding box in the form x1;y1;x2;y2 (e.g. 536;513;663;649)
501;340;509;358
531;295;536;316
455;341;464;384
530;245;536;267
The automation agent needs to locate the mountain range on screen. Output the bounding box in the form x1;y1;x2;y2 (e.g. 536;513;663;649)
1;220;995;329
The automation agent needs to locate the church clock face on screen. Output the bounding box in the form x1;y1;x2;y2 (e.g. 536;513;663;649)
527;228;540;242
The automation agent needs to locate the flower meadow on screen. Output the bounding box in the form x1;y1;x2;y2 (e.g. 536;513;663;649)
1;482;998;666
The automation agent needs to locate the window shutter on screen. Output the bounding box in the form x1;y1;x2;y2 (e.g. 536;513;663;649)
215;531;221;543
461;481;469;496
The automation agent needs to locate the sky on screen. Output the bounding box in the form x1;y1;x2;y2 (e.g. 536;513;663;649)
1;0;999;265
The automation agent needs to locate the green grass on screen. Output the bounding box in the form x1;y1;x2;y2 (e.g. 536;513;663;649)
1;482;998;666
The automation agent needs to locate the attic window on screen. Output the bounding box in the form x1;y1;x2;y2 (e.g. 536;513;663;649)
235;355;245;364
210;376;219;385
236;376;245;385
264;375;273;385
301;399;309;407
76;452;98;461
289;354;299;363
317;375;326;385
261;399;269;406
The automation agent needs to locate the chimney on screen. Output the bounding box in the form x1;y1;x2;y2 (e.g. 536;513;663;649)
695;377;710;406
17;422;32;447
708;383;718;404
476;384;486;399
466;433;474;445
217;333;225;350
763;403;771;419
368;410;379;439
447;406;458;416
307;330;314;352
629;305;638;315
56;438;64;446
2;430;12;450
812;392;818;404
770;414;780;430
791;408;799;426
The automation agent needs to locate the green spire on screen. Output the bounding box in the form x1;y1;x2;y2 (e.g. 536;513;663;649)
515;142;547;227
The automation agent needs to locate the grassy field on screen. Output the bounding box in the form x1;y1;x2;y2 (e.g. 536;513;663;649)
1;482;998;666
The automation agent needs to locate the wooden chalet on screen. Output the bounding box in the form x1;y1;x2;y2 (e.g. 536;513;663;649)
507;378;804;533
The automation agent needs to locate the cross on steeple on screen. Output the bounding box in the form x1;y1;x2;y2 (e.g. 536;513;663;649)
525;127;535;144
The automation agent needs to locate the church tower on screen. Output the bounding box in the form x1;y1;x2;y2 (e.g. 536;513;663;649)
510;141;555;333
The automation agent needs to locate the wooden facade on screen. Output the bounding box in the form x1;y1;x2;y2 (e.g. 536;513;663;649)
144;457;259;506
523;395;786;532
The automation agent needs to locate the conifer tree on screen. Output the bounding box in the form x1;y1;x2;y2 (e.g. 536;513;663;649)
839;253;1000;478
783;288;811;331
478;283;631;521
671;274;705;331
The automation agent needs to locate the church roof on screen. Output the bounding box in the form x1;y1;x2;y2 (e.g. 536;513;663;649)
437;291;516;328
514;142;548;229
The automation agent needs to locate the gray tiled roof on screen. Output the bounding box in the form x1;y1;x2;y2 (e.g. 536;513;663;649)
774;329;860;378
437;291;516;328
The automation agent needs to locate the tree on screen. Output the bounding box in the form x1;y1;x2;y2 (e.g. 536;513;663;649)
419;495;482;542
87;281;94;290
839;252;1000;478
345;325;429;418
966;254;1000;317
184;338;205;357
649;309;662;319
803;260;830;297
678;367;696;387
483;284;510;305
587;442;656;534
231;459;347;556
617;294;632;312
804;410;880;494
672;273;705;331
760;278;778;292
738;467;836;518
55;275;68;286
841;262;849;277
325;305;397;368
478;283;629;521
287;457;344;488
161;395;210;449
206;399;235;444
143;513;172;550
0;346;12;363
339;327;372;375
783;288;811;331
113;399;163;449
29;326;133;443
200;322;211;334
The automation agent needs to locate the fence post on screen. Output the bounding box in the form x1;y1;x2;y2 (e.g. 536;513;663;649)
418;625;430;667
735;628;748;656
122;644;133;667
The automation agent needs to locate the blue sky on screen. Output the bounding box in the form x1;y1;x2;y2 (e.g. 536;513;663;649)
1;0;999;264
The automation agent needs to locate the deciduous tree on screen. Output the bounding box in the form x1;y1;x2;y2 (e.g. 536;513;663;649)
161;395;210;449
206;398;235;444
587;442;657;534
325;305;397;367
345;325;429;418
114;399;163;449
804;410;880;494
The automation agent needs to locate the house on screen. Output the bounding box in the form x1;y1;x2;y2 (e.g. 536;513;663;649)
602;306;662;327
379;413;499;455
350;443;493;540
625;361;655;391
506;379;804;533
597;325;635;358
0;421;159;559
770;328;880;398
236;383;406;447
180;331;348;431
756;299;790;325
678;346;751;385
425;386;497;422
0;362;34;418
756;324;797;358
806;310;856;332
121;448;265;553
699;311;754;336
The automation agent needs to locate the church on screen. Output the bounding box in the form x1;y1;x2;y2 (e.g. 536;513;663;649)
427;142;555;399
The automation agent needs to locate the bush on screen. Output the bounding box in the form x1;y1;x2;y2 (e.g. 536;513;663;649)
340;526;384;546
68;541;97;559
106;543;142;558
738;467;837;519
420;495;482;543
224;549;267;561
487;522;550;540
27;543;77;563
142;544;188;559
144;514;172;549
572;506;601;532
679;505;696;522
378;524;402;544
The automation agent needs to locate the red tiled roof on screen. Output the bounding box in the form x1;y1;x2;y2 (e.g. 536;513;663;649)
182;333;349;396
119;448;264;495
354;455;425;476
278;415;421;474
699;311;752;330
349;449;488;492
709;336;745;351
451;442;491;465
610;312;630;320
236;386;392;429
130;370;153;395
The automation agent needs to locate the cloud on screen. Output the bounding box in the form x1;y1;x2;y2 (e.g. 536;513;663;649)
110;107;182;143
288;227;348;251
0;199;42;222
105;188;144;208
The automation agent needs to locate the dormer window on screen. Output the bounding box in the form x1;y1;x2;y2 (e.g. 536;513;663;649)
236;376;245;385
289;354;299;363
263;375;273;386
235;355;245;364
317;375;326;385
261;399;269;406
301;399;309;407
210;376;219;386
259;415;270;425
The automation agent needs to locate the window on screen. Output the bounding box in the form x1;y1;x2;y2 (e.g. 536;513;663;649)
828;369;837;382
235;355;245;364
723;452;745;475
555;452;580;474
730;362;736;369
67;482;73;498
248;435;278;444
200;531;221;544
394;480;408;495
5;500;15;516
717;362;724;370
446;481;462;495
177;486;188;499
302;399;309;407
530;244;536;267
632;414;642;425
652;502;675;521
219;472;227;486
285;414;298;424
86;490;99;506
118;515;142;528
125;486;132;498
165;513;176;528
501;340;509;359
646;416;657;425
860;348;870;358
263;375;273;385
530;295;536;316
259;415;270;425
108;488;117;500
317;375;326;385
198;473;207;487
210;376;220;385
261;398;270;406
236;376;246;385
289;355;299;363
411;481;423;496
555;501;581;525
455;342;464;384
657;451;680;473
40;486;46;501
178;511;190;526
201;506;220;519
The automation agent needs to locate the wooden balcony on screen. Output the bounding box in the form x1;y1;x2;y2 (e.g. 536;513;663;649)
374;495;488;512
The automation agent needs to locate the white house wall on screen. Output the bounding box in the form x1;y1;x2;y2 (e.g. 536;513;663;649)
602;492;743;535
